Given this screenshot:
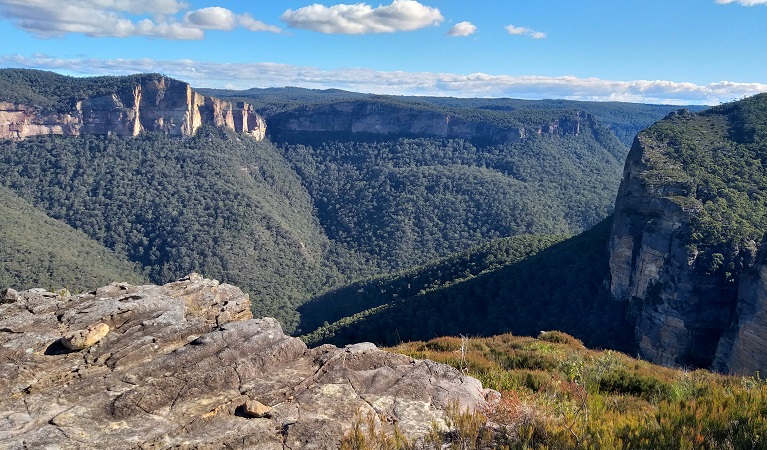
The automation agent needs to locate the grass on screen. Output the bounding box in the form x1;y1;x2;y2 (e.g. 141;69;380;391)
340;331;767;449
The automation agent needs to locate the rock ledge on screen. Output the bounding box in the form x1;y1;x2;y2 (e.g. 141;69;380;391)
0;274;491;449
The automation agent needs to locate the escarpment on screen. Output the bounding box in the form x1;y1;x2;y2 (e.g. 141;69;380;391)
0;76;266;140
608;97;767;375
267;100;588;144
0;274;493;449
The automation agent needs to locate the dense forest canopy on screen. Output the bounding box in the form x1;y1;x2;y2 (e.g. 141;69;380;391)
0;186;147;291
0;68;166;113
278;115;627;272
303;217;634;352
640;94;767;281
0;128;337;330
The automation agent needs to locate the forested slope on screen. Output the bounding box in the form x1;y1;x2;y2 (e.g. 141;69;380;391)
280;116;626;272
303;218;634;352
297;233;568;335
0;128;334;330
0;186;146;291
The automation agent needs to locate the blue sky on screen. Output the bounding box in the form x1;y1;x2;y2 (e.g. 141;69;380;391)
2;0;766;104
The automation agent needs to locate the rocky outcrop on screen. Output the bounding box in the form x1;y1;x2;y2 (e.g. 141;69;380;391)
0;77;266;140
268;100;586;144
0;274;492;449
608;107;764;373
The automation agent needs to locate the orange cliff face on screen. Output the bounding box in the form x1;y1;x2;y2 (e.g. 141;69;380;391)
0;77;266;140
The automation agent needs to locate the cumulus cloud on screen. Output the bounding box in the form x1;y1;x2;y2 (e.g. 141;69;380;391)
184;6;237;30
281;0;443;34
0;0;280;39
716;0;767;5
4;54;765;105
446;21;476;37
505;24;546;39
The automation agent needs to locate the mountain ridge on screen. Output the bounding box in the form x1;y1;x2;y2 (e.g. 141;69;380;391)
0;69;266;140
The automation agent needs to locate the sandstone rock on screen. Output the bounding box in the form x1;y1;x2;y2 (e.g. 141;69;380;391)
241;400;272;418
0;76;266;141
1;287;18;304
0;275;490;449
268;100;589;144
61;322;110;350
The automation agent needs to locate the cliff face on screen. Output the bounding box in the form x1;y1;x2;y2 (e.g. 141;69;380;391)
609;132;736;368
608;104;767;374
0;77;265;140
0;274;493;448
267;100;585;143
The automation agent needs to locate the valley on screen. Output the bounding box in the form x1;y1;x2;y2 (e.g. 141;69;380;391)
1;69;766;377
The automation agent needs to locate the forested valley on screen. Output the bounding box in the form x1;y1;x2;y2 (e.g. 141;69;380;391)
0;70;693;344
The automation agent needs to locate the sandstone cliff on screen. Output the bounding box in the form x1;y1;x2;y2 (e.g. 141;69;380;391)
0;77;266;140
0;274;493;449
267;100;586;144
608;103;767;374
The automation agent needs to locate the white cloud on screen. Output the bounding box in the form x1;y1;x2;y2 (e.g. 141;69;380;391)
4;54;765;105
239;14;282;33
446;21;476;37
0;0;280;39
715;0;767;5
506;24;546;39
281;0;443;34
184;6;237;30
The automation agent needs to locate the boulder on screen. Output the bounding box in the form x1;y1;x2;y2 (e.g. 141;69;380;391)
60;322;110;350
241;400;272;418
1;287;18;304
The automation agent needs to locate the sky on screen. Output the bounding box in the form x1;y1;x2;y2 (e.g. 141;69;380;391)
2;0;767;105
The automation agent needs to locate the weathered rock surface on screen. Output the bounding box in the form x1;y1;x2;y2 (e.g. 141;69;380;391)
267;100;585;144
0;77;266;140
0;274;491;449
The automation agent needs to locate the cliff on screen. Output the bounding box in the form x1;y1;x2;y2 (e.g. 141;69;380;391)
0;76;265;140
267;100;586;144
0;274;493;449
608;99;767;374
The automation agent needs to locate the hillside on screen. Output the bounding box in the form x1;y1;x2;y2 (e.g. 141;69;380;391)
297;233;568;335
0;186;146;291
0;129;332;331
303;217;634;352
384;332;767;449
1;69;722;350
608;93;767;374
278;109;628;272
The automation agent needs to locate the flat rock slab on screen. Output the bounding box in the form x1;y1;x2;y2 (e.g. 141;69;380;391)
0;274;491;449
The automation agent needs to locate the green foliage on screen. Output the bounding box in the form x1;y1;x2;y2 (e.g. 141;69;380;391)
0;68;167;113
391;333;767;450
298;233;566;335
640;95;767;283
303;217;634;352
0;129;335;331
0;186;146;291
282;128;625;273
